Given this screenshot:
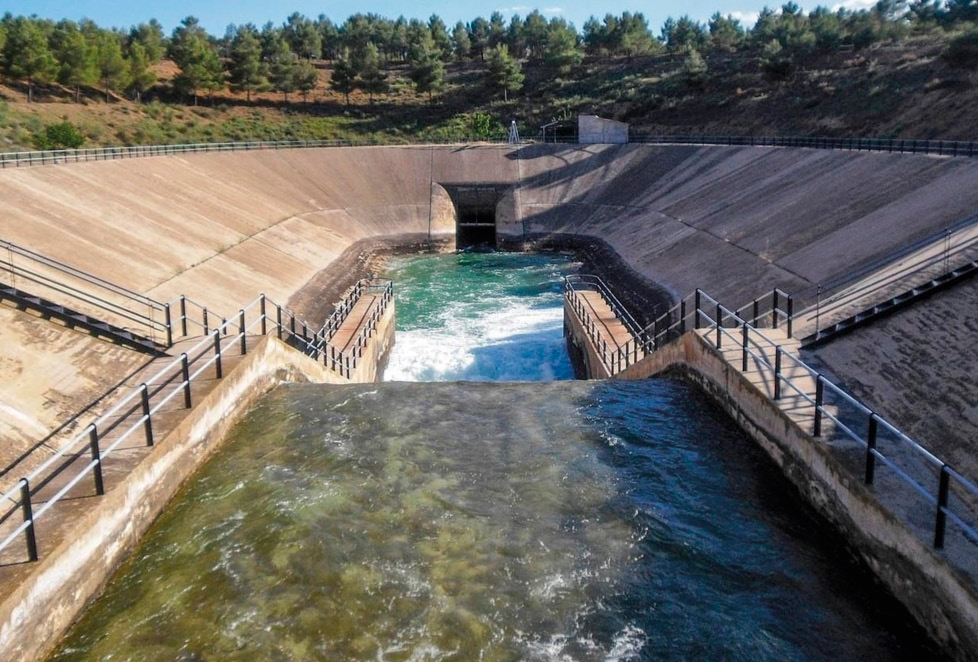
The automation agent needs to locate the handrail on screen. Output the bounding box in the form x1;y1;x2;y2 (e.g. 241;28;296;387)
0;236;169;344
628;134;978;159
794;222;978;336
683;288;977;557
4;133;973;171
565;274;643;337
0;280;395;562
0;138;520;169
563;279;976;557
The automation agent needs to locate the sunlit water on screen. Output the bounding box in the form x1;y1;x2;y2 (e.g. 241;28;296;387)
50;253;928;661
382;252;577;381
52;381;925;661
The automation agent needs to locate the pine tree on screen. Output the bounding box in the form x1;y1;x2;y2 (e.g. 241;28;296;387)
128;20;166;63
542;20;582;74
452;22;471;62
52;21;96;103
682;48;708;87
229;26;265;101
470;17;490;60
171;17;223;105
358;43;388;103
284;12;321;60
408;33;444;101
429;15;453;61
127;41;157;102
94;31;127;103
3;17;57;102
329;57;358;105
267;37;297;101
485;44;523;101
293;59;319;101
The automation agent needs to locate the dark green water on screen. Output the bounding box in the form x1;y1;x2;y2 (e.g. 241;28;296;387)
51;380;926;661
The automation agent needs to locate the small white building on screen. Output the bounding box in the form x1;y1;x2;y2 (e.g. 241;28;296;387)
578;115;629;144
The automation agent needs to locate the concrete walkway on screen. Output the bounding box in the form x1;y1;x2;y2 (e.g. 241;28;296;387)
0;333;253;597
329;292;384;354
568;289;645;373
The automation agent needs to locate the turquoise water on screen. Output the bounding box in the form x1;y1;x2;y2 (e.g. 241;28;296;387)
382;252;576;381
51;380;927;661
48;253;930;661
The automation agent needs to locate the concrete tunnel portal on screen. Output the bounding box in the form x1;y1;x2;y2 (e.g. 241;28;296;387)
440;184;511;248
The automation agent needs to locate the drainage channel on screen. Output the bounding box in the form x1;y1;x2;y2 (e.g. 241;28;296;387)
48;252;934;661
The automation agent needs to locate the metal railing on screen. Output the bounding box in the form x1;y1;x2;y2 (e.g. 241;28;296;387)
640;287;978;563
792;214;978;336
565;278;976;559
0;138;518;169
628;134;978;158
4;132;975;171
564;274;645;374
0;237;170;345
0;281;394;564
565;276;794;377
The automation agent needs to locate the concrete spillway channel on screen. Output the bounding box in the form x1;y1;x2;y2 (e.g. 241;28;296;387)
0;143;977;659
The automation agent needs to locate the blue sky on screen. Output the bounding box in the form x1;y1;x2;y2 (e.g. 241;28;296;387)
1;0;853;36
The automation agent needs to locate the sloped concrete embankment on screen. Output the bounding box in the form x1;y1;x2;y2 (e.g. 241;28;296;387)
0;336;355;662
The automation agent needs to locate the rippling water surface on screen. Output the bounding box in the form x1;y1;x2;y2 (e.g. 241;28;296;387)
382;252;576;381
52;380;925;661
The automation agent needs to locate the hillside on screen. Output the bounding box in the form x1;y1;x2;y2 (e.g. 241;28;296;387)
1;35;975;150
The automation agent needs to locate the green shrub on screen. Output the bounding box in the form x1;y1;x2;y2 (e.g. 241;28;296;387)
33;121;85;149
944;30;978;69
760;39;793;80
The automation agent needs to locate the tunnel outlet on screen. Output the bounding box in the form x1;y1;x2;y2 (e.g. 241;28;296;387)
439;184;513;249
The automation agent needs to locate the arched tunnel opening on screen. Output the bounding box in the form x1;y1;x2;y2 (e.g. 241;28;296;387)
441;184;510;249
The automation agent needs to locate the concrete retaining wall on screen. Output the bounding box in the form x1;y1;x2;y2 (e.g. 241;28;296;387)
618;332;978;661
0;337;351;662
562;305;611;379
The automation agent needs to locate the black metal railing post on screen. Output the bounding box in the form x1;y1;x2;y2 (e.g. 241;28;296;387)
694;290;702;330
181;353;192;408
741;322;749;371
786;296;794;338
866;414;878;484
20;479;38;562
813;377;824;437
774;347;782;400
260;295;267;336
203;308;209;335
141;384;154;447
772;290;779;329
276;305;283;340
680;300;686;334
239;310;246;354
935;465;950;549
89;425;105;495
752;299;759;326
164;303;173;346
715;304;722;349
180;296;188;337
213;330;223;378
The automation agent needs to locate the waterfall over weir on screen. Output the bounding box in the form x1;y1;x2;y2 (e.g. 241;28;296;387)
50;253;929;661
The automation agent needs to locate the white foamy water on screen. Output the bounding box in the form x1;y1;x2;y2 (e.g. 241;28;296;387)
382;252;576;382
